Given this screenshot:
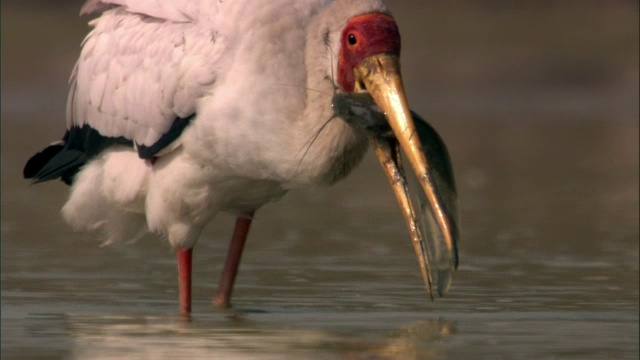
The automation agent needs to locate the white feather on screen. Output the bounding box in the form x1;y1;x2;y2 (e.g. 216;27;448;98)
69;6;221;146
100;148;150;208
62;147;151;245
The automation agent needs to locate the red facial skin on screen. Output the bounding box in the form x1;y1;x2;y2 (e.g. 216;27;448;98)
337;13;401;92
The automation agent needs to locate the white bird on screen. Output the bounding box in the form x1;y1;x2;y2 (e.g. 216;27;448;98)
24;0;459;314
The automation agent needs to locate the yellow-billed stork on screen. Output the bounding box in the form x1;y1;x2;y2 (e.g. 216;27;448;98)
24;0;459;314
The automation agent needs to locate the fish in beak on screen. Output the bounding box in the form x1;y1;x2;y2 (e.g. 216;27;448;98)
340;53;460;298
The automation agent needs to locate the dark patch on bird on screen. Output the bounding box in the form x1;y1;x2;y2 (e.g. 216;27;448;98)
24;114;195;185
24;125;133;185
323;28;331;46
332;91;392;136
136;114;195;159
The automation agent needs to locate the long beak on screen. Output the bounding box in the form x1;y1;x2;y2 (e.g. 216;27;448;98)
354;53;459;298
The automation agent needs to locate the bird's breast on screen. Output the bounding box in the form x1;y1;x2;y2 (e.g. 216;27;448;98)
184;98;369;190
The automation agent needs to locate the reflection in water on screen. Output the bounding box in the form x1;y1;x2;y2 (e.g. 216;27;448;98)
67;315;328;359
370;320;456;360
23;313;455;359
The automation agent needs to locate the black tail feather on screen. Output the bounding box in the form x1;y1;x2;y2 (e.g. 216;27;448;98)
24;142;86;185
23;142;64;179
24;125;135;186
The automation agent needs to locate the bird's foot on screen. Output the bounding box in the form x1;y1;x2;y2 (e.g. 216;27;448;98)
213;294;231;309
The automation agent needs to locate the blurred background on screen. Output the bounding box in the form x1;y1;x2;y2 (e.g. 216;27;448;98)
2;1;638;359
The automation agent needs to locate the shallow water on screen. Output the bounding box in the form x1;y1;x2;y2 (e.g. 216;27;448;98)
2;2;639;359
3;115;638;359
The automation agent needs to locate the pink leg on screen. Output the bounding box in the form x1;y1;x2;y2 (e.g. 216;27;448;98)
177;248;193;314
214;213;255;308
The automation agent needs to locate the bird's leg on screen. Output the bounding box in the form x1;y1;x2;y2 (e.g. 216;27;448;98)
177;247;193;314
214;212;255;308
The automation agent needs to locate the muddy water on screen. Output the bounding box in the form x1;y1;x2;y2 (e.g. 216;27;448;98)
2;2;639;359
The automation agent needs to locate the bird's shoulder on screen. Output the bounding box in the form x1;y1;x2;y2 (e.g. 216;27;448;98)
69;0;228;152
80;0;206;22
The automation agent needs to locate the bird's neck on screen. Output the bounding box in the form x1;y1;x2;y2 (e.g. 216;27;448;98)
286;15;369;187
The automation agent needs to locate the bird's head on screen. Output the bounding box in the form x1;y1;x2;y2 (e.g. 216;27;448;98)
323;7;459;299
337;12;400;93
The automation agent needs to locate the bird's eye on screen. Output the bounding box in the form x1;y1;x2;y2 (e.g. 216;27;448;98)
347;33;357;45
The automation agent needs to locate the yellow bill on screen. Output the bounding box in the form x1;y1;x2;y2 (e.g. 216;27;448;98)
354;53;459;298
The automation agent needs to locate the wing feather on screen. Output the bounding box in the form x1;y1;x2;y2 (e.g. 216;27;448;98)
70;1;223;148
81;0;198;22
